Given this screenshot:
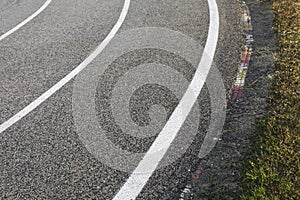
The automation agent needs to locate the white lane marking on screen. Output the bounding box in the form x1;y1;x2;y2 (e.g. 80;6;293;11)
0;0;131;134
0;0;52;41
113;0;219;199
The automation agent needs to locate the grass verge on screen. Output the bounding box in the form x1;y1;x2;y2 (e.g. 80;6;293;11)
242;0;300;199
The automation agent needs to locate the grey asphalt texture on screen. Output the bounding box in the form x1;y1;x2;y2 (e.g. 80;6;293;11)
0;0;242;199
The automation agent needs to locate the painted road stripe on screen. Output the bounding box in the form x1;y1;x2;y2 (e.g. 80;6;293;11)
0;0;52;41
113;0;219;199
0;0;131;134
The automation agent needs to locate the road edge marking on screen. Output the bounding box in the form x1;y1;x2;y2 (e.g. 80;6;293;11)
0;0;131;134
0;0;52;41
113;0;219;199
233;1;254;100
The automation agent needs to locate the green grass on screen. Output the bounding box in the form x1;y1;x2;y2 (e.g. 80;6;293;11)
242;0;300;199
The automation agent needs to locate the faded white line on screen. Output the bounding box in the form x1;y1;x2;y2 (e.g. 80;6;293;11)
0;0;131;134
113;0;219;199
0;0;52;41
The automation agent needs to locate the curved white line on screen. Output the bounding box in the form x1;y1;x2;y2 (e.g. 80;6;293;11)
0;0;52;41
0;0;131;133
113;0;219;199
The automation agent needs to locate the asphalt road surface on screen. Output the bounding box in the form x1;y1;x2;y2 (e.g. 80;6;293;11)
0;0;241;199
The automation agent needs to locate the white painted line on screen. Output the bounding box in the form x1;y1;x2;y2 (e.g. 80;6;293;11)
113;0;219;199
0;0;52;41
0;0;131;134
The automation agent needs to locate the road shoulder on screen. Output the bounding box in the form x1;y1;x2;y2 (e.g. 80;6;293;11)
190;0;276;199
